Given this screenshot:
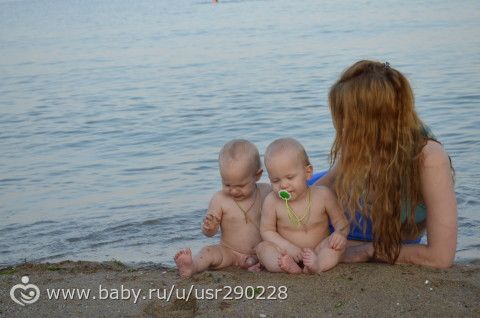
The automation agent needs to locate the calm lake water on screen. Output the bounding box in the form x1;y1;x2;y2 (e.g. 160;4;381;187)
1;0;479;267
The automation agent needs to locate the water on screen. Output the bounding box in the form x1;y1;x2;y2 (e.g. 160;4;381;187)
1;0;479;267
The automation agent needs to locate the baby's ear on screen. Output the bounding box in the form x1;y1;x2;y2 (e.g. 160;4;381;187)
305;165;313;179
255;168;263;181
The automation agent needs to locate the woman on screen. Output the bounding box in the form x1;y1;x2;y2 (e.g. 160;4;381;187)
315;60;457;268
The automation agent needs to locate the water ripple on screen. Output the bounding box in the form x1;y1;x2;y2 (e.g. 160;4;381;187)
1;0;479;266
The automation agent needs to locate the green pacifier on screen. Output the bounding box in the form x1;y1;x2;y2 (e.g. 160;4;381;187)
278;190;291;201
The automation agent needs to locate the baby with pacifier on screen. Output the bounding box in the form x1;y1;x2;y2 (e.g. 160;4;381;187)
255;137;349;273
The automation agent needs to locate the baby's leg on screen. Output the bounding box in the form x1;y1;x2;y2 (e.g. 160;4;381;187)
174;245;234;277
302;248;318;274
278;254;303;274
255;241;282;272
247;262;262;272
305;238;343;273
255;241;302;273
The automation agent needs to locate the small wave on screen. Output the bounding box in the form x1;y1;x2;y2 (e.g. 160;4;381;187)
460;222;480;228
89;214;110;220
30;220;59;226
123;166;166;173
165;234;200;244
89;239;124;248
141;219;161;226
66;232;101;243
457;94;480;101
108;203;155;211
105;222;138;231
192;165;213;171
35;253;69;263
466;242;480;249
120;242;148;248
141;215;195;227
0;223;24;232
0;177;26;183
31;229;68;238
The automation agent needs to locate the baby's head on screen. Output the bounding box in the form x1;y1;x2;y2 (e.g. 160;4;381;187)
264;138;312;201
218;139;262;200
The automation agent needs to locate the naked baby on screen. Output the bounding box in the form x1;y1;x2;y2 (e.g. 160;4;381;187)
174;139;271;277
256;137;349;274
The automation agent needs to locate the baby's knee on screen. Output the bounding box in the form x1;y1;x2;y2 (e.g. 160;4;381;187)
199;245;223;266
254;241;276;254
316;250;342;272
199;245;217;255
316;260;337;273
314;238;331;253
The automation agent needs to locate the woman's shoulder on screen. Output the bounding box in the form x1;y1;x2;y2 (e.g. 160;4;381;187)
421;140;451;169
310;184;337;202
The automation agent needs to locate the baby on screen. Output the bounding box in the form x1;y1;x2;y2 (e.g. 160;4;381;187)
174;139;271;277
256;137;349;274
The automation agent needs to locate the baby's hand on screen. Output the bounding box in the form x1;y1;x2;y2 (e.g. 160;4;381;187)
202;214;220;235
328;232;347;251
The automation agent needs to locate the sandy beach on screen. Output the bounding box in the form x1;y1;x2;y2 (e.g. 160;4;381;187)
1;260;479;317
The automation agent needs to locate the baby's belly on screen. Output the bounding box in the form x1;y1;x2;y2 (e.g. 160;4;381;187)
279;227;329;249
221;231;261;255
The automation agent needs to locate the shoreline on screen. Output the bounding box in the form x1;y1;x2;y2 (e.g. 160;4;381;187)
1;260;479;317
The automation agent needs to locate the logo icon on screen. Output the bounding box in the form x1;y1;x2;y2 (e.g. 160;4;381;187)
10;276;40;306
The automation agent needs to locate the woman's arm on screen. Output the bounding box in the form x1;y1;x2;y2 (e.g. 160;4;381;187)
394;141;457;268
344;142;457;268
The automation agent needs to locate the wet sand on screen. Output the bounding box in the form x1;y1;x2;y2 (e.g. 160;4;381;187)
1;260;479;317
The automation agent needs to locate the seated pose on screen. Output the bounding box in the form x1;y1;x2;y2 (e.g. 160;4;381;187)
174;139;271;277
315;60;457;268
256;138;349;274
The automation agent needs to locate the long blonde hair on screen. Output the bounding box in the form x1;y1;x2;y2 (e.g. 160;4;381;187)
329;60;426;263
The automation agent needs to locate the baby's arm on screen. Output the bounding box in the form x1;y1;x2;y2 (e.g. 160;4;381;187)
321;187;349;250
202;192;223;237
260;194;303;261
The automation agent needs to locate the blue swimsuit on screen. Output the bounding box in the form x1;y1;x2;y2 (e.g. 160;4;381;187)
308;171;425;243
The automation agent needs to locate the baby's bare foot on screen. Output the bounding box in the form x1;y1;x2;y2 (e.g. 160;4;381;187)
247;262;262;272
174;248;194;277
302;248;318;273
278;254;302;274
